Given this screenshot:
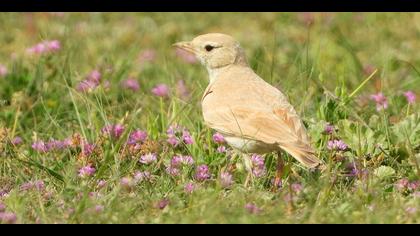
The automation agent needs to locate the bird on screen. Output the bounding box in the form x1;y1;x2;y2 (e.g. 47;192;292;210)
173;33;323;186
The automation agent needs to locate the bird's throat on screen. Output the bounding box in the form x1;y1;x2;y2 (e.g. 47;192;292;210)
207;67;220;84
206;65;230;84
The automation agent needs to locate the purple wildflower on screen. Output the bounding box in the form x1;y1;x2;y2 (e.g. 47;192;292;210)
0;203;5;212
0;64;7;77
327;139;348;151
27;42;46;55
346;162;359;177
11;136;23;146
0;212;17;224
395;178;409;192
113;124;125;138
166;155;193;177
182;130;194;144
76;80;98;93
134;171;151;183
184;182;196;194
212;133;225;144
101;124;125;139
394;178;419;193
166;124;193;146
195;164;211;181
45;140;57;151
120;177;134;189
157;199;170;210
166;125;193;147
166;125;178;136
291;183;303;194
170;155;183;168
251;154;266;178
32;141;47;152
97;180;107;189
34;180;45;191
19;180;44;192
27;40;61;55
167;136;179;146
151;84;169;97
94;205;104;213
87;70;101;84
0;190;8;197
324;123;335;135
408;181;420;192
62;138;73;148
78;164;95;178
139;153;157;164
404;91;416;104
127;130;147;145
370;92;388;111
50;138;71;150
82;142;95;157
220;172;234;188
217;146;227;153
168;155;194;173
47;40;61;52
20;182;34;191
121;78;140;92
46;139;71;151
166;166;180;176
245;203;262;214
181;155;194;166
76;70;102;93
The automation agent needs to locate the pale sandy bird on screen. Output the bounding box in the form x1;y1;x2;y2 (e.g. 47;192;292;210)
174;33;323;185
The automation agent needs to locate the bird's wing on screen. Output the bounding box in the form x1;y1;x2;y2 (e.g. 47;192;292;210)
242;78;312;144
204;105;321;168
205;105;300;145
271;102;311;145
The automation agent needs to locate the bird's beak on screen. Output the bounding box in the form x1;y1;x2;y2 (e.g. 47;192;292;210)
172;41;195;54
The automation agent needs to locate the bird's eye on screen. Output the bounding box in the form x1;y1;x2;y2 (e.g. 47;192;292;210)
204;45;214;52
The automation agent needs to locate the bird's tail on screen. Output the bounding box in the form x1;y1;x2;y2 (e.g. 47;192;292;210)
280;144;324;170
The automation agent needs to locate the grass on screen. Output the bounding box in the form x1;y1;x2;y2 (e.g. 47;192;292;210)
0;12;419;224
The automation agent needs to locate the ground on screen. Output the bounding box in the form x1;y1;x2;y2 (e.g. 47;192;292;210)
0;12;419;223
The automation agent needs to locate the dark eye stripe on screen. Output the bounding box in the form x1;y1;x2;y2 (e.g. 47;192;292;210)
205;45;214;52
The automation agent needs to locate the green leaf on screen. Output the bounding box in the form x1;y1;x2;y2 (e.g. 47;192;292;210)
391;112;420;147
337;119;385;157
373;166;396;180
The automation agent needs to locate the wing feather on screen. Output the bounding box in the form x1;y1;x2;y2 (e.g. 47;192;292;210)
204;106;321;168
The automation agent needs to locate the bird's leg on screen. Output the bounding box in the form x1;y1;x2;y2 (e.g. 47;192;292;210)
242;153;253;188
273;152;284;191
244;172;251;188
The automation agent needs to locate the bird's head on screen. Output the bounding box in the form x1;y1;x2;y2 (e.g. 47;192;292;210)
173;33;248;70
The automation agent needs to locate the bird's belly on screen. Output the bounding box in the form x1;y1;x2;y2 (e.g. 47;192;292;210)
224;136;278;154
